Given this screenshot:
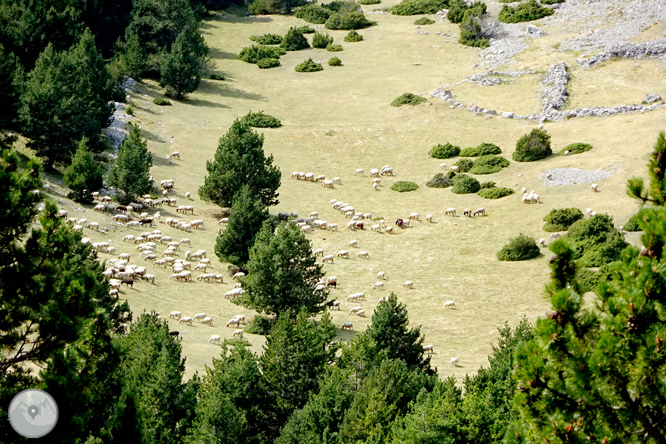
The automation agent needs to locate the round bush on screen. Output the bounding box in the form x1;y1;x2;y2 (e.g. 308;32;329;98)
451;174;480;194
469;155;510;174
295;26;315;34
460;142;502;157
429;143;460;159
257;57;281;69
325;10;374;30
391;93;426;107
153;97;171;106
497;233;540;261
513;128;552;162
295;58;324;72
478;187;514;199
326;44;343;52
453;158;474;173
414;17;435;25
564;214;628;267
249;33;283;45
295;4;333;24
359;0;380;4
238;45;286;63
344;30;364;42
281;27;310;51
558;142;592;156
623;208;660;232
425;173;453;188
624;213;640;231
312;31;334;48
391;0;449;15
498;0;554;23
240;111;282;128
390;181;419;192
542;208;584;232
328;56;342;66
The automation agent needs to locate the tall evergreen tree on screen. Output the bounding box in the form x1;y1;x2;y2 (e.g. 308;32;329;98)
160;22;212;98
64;137;105;203
0;44;20;129
199;120;281;208
106;123;153;202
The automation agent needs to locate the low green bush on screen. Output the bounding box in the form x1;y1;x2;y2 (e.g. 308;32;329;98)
623;214;640;231
558;142;592;156
344;30;364;42
429;143;460;159
469;155;510;174
478;187;514;199
498;0;554;23
153;97;171;106
390;181;419;192
238;45;286;63
453;158;474;172
328;56;342;66
451;173;480;194
513;128;552;162
391;93;426;107
414;17;435;25
240;111;282;128
391;0;449;15
563;214;628;267
623;208;660;232
497;233;540;261
210;73;225;80
125;104;135;116
325;10;374;29
480;181;495;189
327;43;343;51
425;173;453;188
542;208;584;232
257;58;281;69
359;0;380;4
313;31;334;48
459;10;489;47
445;170;457;180
248;0;281;15
295;58;324;72
244;315;273;335
250;33;283;45
296;4;333;23
575;268;601;294
541;0;564;4
447;0;486;23
295;26;315;34
281;27;310;51
460;142;502;157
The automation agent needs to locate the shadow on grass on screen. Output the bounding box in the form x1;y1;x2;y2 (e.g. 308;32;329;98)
209;47;239;60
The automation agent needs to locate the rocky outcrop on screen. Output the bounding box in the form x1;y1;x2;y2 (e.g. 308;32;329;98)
577;39;666;69
541;62;569;111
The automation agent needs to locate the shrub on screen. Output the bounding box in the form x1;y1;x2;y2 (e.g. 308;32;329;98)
328;56;342;66
325;10;374;30
497;233;540;261
425;173;453;188
391;93;426;107
542;208;584;232
295;58;324;72
153;97;171;106
257;58;281;69
414;17;435;25
238;45;286;63
453;158;474;172
478;187;514;199
390;181;419;192
248;0;283;15
469;155;510;174
210;73;225;80
250;33;283;45
563;214;628;267
480;181;496;189
460;142;502;157
541;0;564;4
498;0;554;23
326;44;343;52
513;128;552;162
558;142;592;155
429;143;460;159
444;170;457;180
125;104;134;116
344;30;364;42
575;268;601;294
624;208;660;232
313;31;334;48
295;25;315;34
458;9;489;47
244;315;273;335
451;173;480;194
359;0;380;4
391;0;449;15
447;0;486;23
240;111;282;128
281;27;310;51
296;4;333;23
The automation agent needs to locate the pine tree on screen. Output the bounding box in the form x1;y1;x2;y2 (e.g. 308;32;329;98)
160;22;212;98
0;44;20;129
106;123;153;202
64;137;105;203
198;120;281;208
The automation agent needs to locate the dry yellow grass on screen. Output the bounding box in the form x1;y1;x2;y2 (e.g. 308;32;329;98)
42;5;666;380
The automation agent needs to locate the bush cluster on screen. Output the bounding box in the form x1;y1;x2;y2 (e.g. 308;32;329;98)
391;0;449;15
429;143;460;159
451;173;480;194
469;155;510;174
238;45;286;63
250;33;283;45
558;142;592;156
281;27;310;51
624;208;659;232
359;0;380;4
447;0;486;23
414;17;435;25
326;10;374;30
344;30;364;42
453;158;474;173
295;58;324;72
459;10;489;47
425;173;453;188
244;315;273;335
328;56;342;66
390;181;419;192
391;93;426;107
296;4;333;23
296;25;316;34
312;32;335;48
541;0;564;4
326;44;343;52
498;0;554;23
257;58;281;69
563;214;628;267
480;181;495;189
460;142;502;157
153;97;171;106
478;187;514;199
240;111;282;128
497;233;540;261
513;128;552;162
542;208;583;232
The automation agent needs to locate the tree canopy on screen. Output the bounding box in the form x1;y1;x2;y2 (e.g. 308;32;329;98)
106;123;153;202
64;137;105;203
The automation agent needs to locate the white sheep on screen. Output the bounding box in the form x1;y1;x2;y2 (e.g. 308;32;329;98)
425;214;433;223
330;301;341;310
233;272;246;280
376;271;386;280
444;301;456;309
373;182;379;191
439;163;447;170
322;255;335;264
208;335;221;344
314;248;324;256
445;208;456;216
321;180;335;188
409;212;420;221
349;306;362;315
386;227;394;234
179;317;193;326
201;317;213;326
591;183;598;192
341;322;353;330
356;309;366;317
549;233;561;241
450;357;459;367
372;281;384;289
403;280;414;289
354;168;364;175
349;240;358;248
169;311;182;319
327;223;338;231
226;318;241;328
142;274;156;284
300;225;312;234
332;177;342;184
538;239;546;248
473;208;486;217
463;209;472;217
372;178;381;186
357;251;369;259
586;208;593;217
423;344;434;354
450;166;459;172
233;329;244;338
337;250;350;258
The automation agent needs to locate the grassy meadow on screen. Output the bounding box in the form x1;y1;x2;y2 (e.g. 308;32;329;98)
41;1;666;379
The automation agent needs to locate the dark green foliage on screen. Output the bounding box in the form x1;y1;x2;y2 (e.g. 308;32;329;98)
0;45;20;130
447;0;486;23
248;0;283;15
558;142;592;155
257;57;281;69
359;0;380;3
542;207;584;232
624;210;653;232
574;267;601;293
328;56;343;66
215;185;269;269
414;17;435;24
153;97;172;105
563;213;628;267
244;315;274;335
344;30;364;41
295;58;324;72
453;157;474;172
478;187;514;199
238;45;286;63
390;181;419;192
296;4;333;23
541;0;564;4
325;2;375;30
237;221;327;317
313;31;334;48
451;173;480;194
106;124;153;201
497;233;540;261
295;25;315;34
512;128;552;162
459;9;489;47
160;21;212;98
426;172;453;188
627;132;666;206
498;0;554;23
469;155;510;174
250;33;283;45
460;142;502;157
391;93;427;106
480;180;496;189
199;119;281;208
64;138;104;203
241;111;282;128
281;27;310;51
326;43;344;51
429;143;461;159
391;0;449;15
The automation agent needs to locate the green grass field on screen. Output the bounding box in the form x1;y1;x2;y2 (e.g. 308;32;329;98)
41;2;666;380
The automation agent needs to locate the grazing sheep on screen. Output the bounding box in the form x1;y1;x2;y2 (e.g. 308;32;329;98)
403;280;414;289
348;306;362;315
179;317;193;326
321;180;335;188
226;318;241;328
450;357;459;367
463;209;472;217
332;177;342;184
322;255;335;264
233;272;246;280
341;322;353;331
445;208;456;216
423;344;434;354
123;235;135;242
386;226;394;234
370;224;381;232
450;166;459;172
233;329;243;338
327;276;337;288
356;309;366;317
586;208;593;217
425;214;433;223
202;317;213;326
444;300;456;309
376;271;386;280
300;225;312;234
193;313;207;322
357;251;369;259
369;168;380;177
409;212;420;221
327;223;338;231
354;168;364;175
372;178;381;186
208;335;221;344
337;250;350;258
169;311;182;319
315;284;326;292
309;211;319;218
330;301;341;310
349;240;358;248
590;211;598;217
372;281;384;289
315;175;325;182
591;183;598;192
538;239;546;248
372;182;379;191
473;208;486;217
549;233;561;241
439;163;447;170
314;248;324;256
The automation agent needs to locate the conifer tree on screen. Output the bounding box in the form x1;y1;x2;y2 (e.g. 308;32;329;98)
106;123;153;202
64;137;105;203
160;22;212;98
